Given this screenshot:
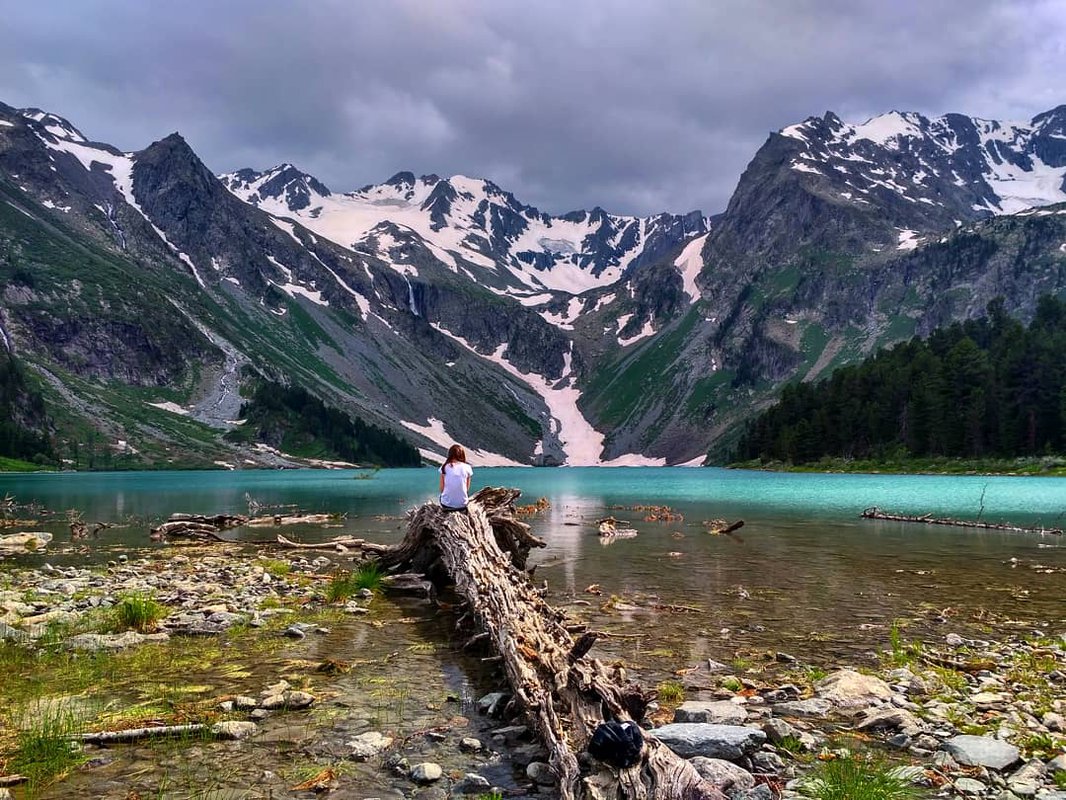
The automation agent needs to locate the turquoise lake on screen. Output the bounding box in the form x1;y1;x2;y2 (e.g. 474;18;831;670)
2;467;1064;661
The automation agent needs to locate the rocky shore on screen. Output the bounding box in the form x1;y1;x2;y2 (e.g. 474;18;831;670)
0;549;1063;799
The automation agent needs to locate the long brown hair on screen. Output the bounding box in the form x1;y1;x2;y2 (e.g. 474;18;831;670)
441;444;467;474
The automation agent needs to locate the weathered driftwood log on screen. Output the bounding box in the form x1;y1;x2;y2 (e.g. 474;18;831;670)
861;507;1062;535
597;517;638;538
378;487;725;800
151;513;248;541
76;723;209;743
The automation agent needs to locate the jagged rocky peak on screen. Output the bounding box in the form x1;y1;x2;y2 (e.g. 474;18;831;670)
18;107;88;143
221;163;331;211
776;105;1066;218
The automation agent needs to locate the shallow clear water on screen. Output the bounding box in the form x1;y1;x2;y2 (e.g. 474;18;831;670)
3;467;1065;663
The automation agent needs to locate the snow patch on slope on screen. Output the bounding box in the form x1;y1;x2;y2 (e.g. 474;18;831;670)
400;417;525;467
674;233;708;302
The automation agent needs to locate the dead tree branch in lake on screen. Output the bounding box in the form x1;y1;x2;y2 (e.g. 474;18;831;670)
373;486;726;800
860;507;1061;535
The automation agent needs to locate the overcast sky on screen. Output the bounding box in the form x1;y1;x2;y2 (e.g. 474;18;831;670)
2;0;1064;216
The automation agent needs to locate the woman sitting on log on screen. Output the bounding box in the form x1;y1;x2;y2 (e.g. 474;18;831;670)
439;444;473;511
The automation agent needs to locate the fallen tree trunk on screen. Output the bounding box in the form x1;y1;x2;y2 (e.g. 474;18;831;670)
76;723;209;743
377;487;725;800
861;506;1062;535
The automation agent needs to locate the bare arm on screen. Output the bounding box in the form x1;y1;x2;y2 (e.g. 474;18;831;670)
439;473;445;493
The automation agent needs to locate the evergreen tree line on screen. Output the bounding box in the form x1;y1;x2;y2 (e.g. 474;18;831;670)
0;350;53;463
227;381;422;467
734;296;1066;463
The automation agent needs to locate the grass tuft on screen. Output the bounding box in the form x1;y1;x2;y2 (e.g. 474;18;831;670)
8;706;86;791
800;755;918;800
114;592;168;633
325;562;384;603
656;680;685;704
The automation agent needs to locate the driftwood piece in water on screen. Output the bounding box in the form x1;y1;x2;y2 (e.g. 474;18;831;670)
378;487;725;800
703;520;745;536
597;517;638;538
76;723;209;743
246;512;341;526
861;507;1062;535
274;533;380;552
151;513;248;541
0;774;28;787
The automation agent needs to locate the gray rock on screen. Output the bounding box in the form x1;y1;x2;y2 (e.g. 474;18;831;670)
942;735;1021;770
478;691;509;717
888;766;927;784
1006;759;1046;797
347;731;393;760
814;669;894;707
233;695;258;710
65;631;169;651
774;698;833;718
955;777;988;794
0;621;29;642
674;700;748;725
458;737;483;753
762;718;798;744
454;773;491;793
1043;712;1065;733
652;723;766;760
751;751;786;774
705;659;732;674
259;690;314;710
526;761;555;785
511;742;547;767
854;706;922;736
688;757;755;791
492;724;528;745
1047;754;1066;772
211;720;258;740
410;762;442;784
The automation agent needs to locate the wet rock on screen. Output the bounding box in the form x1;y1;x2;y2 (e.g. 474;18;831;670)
0;531;53;551
454;773;491;793
652;723;766;760
478;691;509;717
688;757;755;791
527;761;555;785
260;690;314;710
774;698;833;718
348;731;394;760
65;631;170;651
211;721;258;740
674;700;748;725
410;762;442;783
942;735;1021;770
491;724;528;745
511;742;548;767
233;695;258;710
458;737;483;753
814;669;893;707
705;659;732;673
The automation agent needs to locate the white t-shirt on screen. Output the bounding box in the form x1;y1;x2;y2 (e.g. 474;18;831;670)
440;461;473;508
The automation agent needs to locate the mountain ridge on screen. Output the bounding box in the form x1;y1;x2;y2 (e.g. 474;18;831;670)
1;99;1065;468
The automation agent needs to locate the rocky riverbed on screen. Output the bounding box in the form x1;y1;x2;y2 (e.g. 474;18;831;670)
0;546;1063;799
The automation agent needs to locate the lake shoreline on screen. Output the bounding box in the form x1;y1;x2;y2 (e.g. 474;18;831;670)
730;456;1066;478
1;545;1064;798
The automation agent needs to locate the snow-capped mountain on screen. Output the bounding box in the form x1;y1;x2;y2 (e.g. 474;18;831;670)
779;106;1066;223
3;98;1066;470
221;166;707;296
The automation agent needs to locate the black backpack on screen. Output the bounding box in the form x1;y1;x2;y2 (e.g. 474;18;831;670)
587;721;644;769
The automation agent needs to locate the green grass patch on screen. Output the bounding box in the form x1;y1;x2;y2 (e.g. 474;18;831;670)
113;593;168;633
325;562;384;603
656;680;685;704
7;705;86;792
800;755;918;800
0;455;54;472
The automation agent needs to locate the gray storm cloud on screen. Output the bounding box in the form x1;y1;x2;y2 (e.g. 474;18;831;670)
1;0;1063;216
